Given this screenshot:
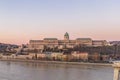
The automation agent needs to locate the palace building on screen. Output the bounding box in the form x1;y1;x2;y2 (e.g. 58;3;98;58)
28;32;109;50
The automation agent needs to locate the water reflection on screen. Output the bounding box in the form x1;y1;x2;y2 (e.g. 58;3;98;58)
0;61;113;80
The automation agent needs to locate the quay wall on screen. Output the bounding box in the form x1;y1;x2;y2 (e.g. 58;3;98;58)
0;58;112;67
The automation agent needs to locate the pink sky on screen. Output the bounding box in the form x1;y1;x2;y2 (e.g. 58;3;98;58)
0;0;120;44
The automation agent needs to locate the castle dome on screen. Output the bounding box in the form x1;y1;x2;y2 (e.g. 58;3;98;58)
64;32;69;40
64;32;69;37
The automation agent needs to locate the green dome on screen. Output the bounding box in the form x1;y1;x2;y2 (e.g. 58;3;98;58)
64;32;69;36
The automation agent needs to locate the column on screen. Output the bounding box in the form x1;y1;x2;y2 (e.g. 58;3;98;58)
113;67;119;80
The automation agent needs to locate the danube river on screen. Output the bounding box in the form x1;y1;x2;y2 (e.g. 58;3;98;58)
0;61;113;80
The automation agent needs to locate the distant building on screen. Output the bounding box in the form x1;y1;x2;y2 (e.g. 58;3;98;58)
110;41;120;46
71;51;88;61
92;40;109;46
76;38;92;46
28;32;109;50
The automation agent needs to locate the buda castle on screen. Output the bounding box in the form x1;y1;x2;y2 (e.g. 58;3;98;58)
28;32;109;50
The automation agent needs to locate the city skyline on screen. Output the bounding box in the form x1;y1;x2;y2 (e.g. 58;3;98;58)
0;0;120;44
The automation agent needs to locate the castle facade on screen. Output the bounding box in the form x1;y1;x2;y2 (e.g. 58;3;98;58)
28;32;109;50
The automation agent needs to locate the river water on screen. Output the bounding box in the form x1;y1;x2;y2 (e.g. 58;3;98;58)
0;61;113;80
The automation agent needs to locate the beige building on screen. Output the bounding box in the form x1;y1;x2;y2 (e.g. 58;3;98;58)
71;51;88;61
28;32;109;50
92;40;109;46
28;32;92;50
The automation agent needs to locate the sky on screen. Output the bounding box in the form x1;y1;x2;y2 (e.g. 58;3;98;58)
0;0;120;45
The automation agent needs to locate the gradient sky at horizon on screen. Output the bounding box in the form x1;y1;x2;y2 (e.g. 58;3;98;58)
0;0;120;44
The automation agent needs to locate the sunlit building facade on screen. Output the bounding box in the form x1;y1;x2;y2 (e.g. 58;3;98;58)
28;32;109;50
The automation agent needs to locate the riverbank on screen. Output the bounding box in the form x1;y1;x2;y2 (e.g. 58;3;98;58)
0;59;112;66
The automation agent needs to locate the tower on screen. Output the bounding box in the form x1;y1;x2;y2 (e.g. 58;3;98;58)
64;32;69;40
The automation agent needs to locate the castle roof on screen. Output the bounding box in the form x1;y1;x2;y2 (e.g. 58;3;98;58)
44;38;58;40
76;38;92;40
64;32;69;36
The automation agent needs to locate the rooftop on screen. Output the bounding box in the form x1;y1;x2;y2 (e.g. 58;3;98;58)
76;38;92;40
64;32;69;37
44;38;58;40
